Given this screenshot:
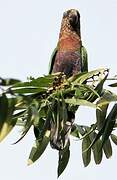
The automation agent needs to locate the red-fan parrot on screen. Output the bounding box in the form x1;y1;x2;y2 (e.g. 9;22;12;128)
49;9;88;76
48;9;88;150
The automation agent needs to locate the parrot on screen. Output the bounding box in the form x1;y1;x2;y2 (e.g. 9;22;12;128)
49;9;88;76
48;9;88;150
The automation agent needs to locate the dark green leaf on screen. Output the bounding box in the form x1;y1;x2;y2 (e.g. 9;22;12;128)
61;95;68;122
109;82;117;87
74;84;100;101
0;78;21;86
0;97;16;142
103;139;112;159
96;96;109;131
38;104;47;119
97;90;117;106
70;124;80;138
72;68;109;85
88;103;117;151
12;73;61;88
111;134;117;145
89;132;103;164
50;98;64;150
71;124;89;137
83;127;104;153
101;104;117;148
13;107;33;144
58;143;70;177
81;124;97;140
0;94;8;131
28;130;50;165
83;84;100;99
11;87;47;94
82;135;91;167
94;71;108;94
13;109;26;119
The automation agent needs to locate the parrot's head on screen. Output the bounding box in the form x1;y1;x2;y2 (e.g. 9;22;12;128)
61;9;81;36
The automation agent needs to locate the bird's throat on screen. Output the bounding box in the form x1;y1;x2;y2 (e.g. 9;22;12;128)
58;35;81;51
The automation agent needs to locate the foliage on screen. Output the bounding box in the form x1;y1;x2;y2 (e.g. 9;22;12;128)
1;68;117;177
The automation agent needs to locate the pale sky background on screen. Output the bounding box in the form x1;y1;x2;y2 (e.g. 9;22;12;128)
0;0;117;179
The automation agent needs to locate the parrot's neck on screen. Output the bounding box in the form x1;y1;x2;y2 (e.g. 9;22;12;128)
58;32;81;51
58;20;81;51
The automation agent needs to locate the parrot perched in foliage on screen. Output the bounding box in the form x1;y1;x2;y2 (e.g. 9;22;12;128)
48;9;88;150
49;9;88;76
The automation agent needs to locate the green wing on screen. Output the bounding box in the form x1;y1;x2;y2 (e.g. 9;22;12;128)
48;47;58;74
81;46;88;72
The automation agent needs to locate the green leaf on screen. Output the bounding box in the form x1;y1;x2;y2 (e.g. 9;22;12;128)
93;139;103;164
89;132;103;164
28;130;50;165
74;84;100;100
101;103;117;148
50;97;65;150
61;95;68;122
58;143;70;177
109;82;117;87
111;134;117;145
0;78;21;86
32;103;46;138
0;94;8;131
48;47;57;74
70;124;80;138
81;127;103;165
12;74;60;88
72;68;109;85
71;124;90;137
38;104;47;120
13;109;26;119
13;106;33;144
81;45;88;72
65;98;96;108
94;72;108;94
83;127;104;153
0;96;16;142
11;87;47;94
96;96;109;131
83;84;100;99
103;138;112;159
82;135;91;167
97;90;117;106
89;103;117;151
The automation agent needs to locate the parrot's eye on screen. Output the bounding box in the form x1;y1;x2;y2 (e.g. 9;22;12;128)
69;14;79;27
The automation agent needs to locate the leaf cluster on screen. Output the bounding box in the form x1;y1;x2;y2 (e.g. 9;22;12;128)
0;68;117;177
